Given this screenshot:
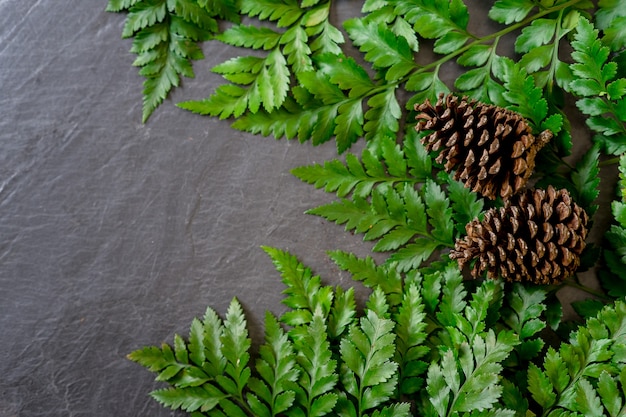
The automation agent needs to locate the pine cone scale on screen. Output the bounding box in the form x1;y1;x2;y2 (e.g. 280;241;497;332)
450;186;589;285
415;93;550;200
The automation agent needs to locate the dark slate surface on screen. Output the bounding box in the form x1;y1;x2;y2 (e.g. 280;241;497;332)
0;1;603;416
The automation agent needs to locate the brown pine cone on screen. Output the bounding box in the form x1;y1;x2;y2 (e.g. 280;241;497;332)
450;186;589;285
415;93;552;200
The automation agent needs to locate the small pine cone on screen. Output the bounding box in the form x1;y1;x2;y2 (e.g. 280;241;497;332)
415;93;552;200
450;186;589;285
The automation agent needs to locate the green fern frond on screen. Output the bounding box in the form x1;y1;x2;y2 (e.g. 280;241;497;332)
247;312;299;416
291;136;429;199
394;282;429;396
262;246;333;327
287;313;339;417
596;0;626;50
306;180;454;271
529;300;626;416
338;307;403;415
600;154;626;296
109;0;233;122
570;17;626;155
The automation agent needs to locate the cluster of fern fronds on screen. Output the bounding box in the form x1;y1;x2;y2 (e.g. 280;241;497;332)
107;0;626;415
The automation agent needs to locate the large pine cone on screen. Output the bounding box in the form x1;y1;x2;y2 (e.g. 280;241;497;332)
415;93;552;200
450;186;589;285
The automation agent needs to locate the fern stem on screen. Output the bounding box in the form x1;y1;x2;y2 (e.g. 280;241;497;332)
405;0;587;79
560;278;611;302
546;8;566;96
600;157;621;166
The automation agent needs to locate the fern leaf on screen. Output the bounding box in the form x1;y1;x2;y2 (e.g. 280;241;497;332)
501;60;549;129
339;308;399;414
488;0;534;24
307;181;453;270
571;144;601;216
405;67;450;107
364;90;402;143
328;286;357;340
500;284;547;363
597;369;624;417
122;0;168;38
198;0;240;22
107;0;142;13
398;0;470;49
344;19;415;81
248;312;299;416
335;99;365;154
169;0;219;31
424;330;519;415
527;363;557;409
291;136;420;199
327;250;404;306
570;17;626;155
150;386;220;413
217;25;283;50
198;307;228;377
315;53;374;98
596;0;626;50
240;0;304;28
394;282;429;395
445;174;484;236
262;246;333;326
112;0;229;121
530;300;626;415
423;179;454;245
219;298;252;397
282;25;313;73
288;313;338;417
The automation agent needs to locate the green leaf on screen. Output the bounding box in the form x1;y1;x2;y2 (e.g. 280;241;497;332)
597;0;626;50
433;30;470;55
107;0;142;12
597;370;623;417
328;251;404;306
328;286;357;340
457;44;492;67
114;0;231;121
344;19;415;81
339;309;398;413
445;174;484;235
151;386;220;413
423;179;454;245
570;18;626;155
515;18;557;53
251;312;299;415
122;0;168;38
401;0;469;39
217;25;282;49
315;53;375;99
364;89;402;143
240;0;304;28
292;314;338;411
283;25;313;73
308;20;345;55
575;378;604;417
220;298;252;396
334;99;364;154
394;282;429;395
528;363;557;409
571;144;601;215
262;246;332;324
488;0;534;24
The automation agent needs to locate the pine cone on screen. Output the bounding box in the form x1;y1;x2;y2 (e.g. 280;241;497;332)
450;186;589;285
415;93;552;200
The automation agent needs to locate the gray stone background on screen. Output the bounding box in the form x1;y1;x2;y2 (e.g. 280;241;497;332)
0;1;610;416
